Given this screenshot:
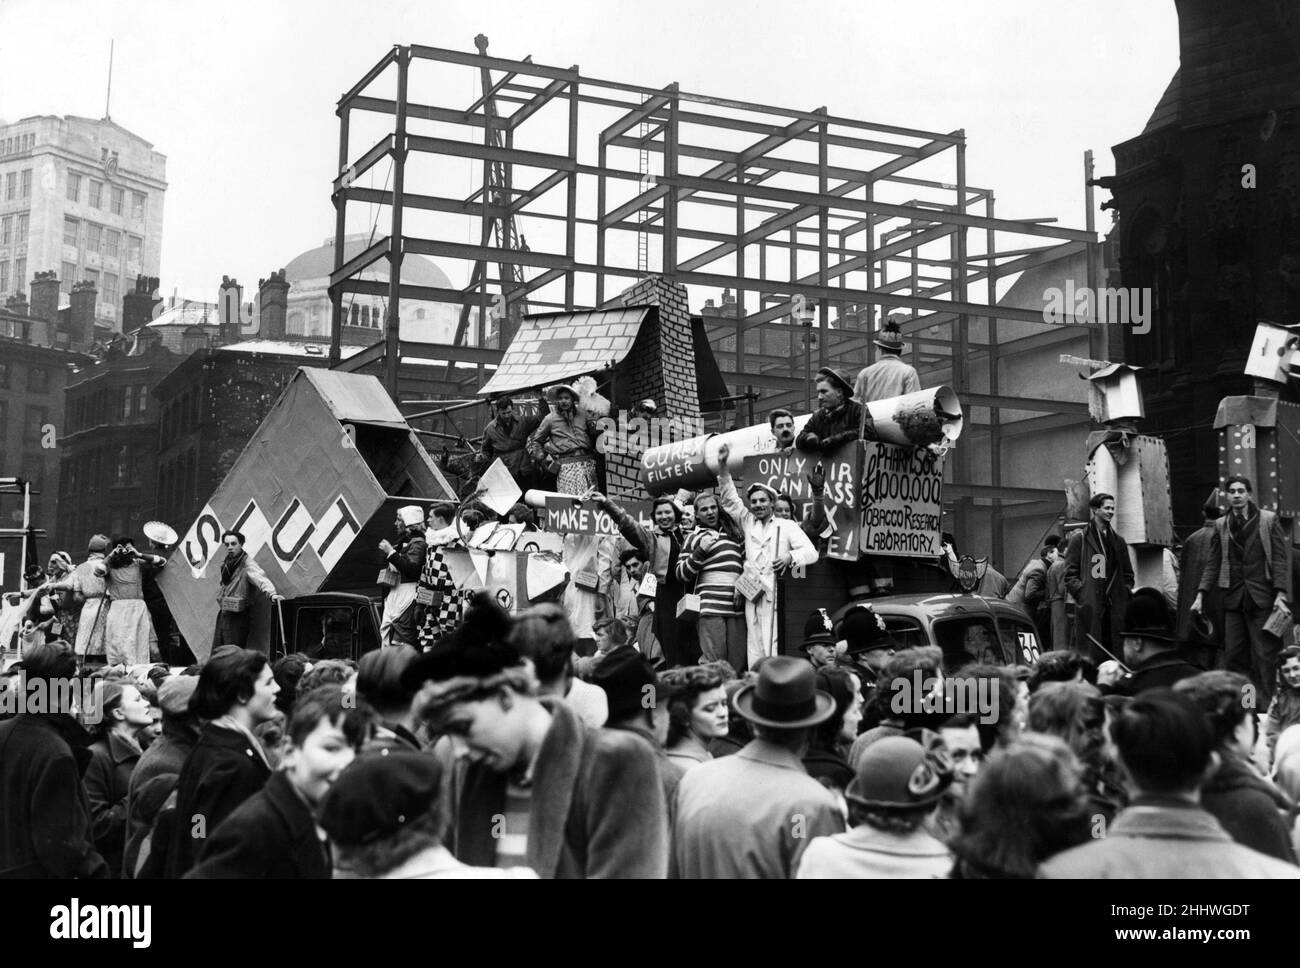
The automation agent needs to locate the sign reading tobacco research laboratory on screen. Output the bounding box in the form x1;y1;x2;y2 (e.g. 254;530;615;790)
860;441;944;557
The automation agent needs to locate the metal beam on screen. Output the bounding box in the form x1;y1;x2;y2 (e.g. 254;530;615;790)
328;237;390;289
333;134;392;192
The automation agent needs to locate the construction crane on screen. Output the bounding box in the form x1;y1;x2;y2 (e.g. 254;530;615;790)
446;33;530;383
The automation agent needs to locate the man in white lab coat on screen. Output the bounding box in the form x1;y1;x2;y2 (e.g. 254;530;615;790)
715;443;819;668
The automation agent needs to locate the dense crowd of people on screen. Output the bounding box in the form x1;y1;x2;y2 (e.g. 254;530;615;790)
4;575;1300;878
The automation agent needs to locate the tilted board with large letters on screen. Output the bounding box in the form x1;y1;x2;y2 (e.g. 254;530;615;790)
859;441;945;557
158;368;456;660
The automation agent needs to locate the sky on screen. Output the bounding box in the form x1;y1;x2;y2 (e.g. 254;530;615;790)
0;0;1180;303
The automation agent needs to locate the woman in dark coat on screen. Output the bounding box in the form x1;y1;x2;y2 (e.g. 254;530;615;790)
164;646;279;877
186;685;366;879
84;682;151;877
596;492;699;668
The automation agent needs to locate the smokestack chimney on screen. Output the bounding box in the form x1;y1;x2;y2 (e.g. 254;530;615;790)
257;269;289;340
5;291;28;318
69;280;97;351
217;275;243;344
30;270;60;325
122;274;160;334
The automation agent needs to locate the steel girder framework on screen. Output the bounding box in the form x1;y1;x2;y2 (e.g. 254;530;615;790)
328;41;1100;554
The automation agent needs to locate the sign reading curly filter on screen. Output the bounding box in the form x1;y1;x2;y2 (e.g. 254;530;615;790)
860;442;945;557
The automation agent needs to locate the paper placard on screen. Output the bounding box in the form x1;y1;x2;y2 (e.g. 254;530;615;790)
543;497;654;537
637;573;659;598
859;442;945;558
742;439;863;560
736;564;768;602
476;458;524;517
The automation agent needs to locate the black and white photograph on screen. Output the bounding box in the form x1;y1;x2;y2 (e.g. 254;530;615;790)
1;0;1298;941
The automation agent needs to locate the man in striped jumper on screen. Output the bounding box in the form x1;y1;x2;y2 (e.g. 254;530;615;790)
676;491;747;673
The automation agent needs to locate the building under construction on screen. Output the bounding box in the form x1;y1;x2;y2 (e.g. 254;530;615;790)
328;37;1112;572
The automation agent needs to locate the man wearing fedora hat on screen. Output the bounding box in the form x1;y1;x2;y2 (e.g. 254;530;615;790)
795;367;877;455
854;318;921;404
1097;587;1204;697
674;656;844;878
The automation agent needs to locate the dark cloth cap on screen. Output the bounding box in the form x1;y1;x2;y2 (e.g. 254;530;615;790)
400;592;521;691
318;751;442;847
589;646;657;722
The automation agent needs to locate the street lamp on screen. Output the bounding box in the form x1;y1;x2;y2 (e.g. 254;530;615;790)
796;305;815;411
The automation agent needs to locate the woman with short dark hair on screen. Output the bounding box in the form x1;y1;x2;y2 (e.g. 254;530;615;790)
164;646;280;877
661;665;729;769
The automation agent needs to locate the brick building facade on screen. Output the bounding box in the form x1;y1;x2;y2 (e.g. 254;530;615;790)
1104;0;1300;529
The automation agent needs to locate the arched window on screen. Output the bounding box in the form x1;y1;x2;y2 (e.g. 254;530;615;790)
287;310;306;335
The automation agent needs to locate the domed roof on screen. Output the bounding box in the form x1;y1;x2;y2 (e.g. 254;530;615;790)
284;235;455;291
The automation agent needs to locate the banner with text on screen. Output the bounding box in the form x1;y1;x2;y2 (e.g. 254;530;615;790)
742;440;863;561
543;496;655;538
860;441;944;557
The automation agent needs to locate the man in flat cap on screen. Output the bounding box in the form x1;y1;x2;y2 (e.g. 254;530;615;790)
796;367;877;455
715;443;819;668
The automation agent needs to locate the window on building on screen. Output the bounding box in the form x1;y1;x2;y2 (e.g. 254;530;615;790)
110;186;124;215
20;169;31;198
105;229;120;259
0;261;8;294
0;400;7;430
14;257;25;290
115;445;129;484
89;180;103;209
3;173;13;201
61;262;77;294
350;304;359;325
16;214;28;242
63;217;79;247
0;361;7;387
24;406;48;442
136;385;148;414
3;138;10;156
127;236;142;264
131;192;145;221
1;215;12;246
28;367;49;393
122;386;133;419
67;172;82;203
86;222;102;252
103;272;119;309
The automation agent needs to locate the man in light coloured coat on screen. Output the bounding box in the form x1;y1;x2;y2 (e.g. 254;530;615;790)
674;657;844;878
715;443;819;668
854;319;921;403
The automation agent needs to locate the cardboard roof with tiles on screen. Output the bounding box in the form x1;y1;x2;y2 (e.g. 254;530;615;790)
478;305;653;396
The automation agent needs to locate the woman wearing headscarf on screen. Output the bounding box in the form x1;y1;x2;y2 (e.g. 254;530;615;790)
100;537;164;667
31;551;79;646
45;535;111;660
